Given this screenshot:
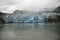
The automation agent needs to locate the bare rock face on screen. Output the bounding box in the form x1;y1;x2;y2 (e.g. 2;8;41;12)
49;6;60;22
54;6;60;13
0;12;10;23
0;12;5;23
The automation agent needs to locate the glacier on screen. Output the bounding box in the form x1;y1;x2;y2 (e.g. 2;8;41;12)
2;10;60;23
4;15;48;23
3;12;50;23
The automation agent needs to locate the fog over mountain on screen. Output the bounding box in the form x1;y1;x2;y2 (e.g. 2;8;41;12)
54;6;60;13
0;0;60;13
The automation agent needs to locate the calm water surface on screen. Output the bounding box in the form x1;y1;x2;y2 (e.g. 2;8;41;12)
0;23;60;40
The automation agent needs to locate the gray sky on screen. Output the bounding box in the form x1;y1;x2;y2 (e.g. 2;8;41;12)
0;0;60;13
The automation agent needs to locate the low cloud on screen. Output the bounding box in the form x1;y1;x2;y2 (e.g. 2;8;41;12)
0;0;60;13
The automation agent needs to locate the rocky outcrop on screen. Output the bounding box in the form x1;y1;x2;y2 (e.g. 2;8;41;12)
0;12;10;24
48;16;60;22
54;6;60;13
48;13;60;22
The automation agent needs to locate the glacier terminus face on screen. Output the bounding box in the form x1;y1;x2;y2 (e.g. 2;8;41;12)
3;12;59;23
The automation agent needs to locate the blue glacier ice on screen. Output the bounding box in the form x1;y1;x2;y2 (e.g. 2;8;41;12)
4;15;48;23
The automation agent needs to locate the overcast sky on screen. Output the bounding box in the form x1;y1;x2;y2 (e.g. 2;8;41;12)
0;0;60;13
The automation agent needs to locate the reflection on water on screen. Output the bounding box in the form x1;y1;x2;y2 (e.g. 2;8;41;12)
0;23;60;40
32;23;40;32
0;25;4;31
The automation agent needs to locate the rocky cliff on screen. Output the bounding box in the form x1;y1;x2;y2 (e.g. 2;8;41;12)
0;12;10;23
54;6;60;13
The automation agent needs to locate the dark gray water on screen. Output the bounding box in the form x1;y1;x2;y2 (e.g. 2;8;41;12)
0;23;60;40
